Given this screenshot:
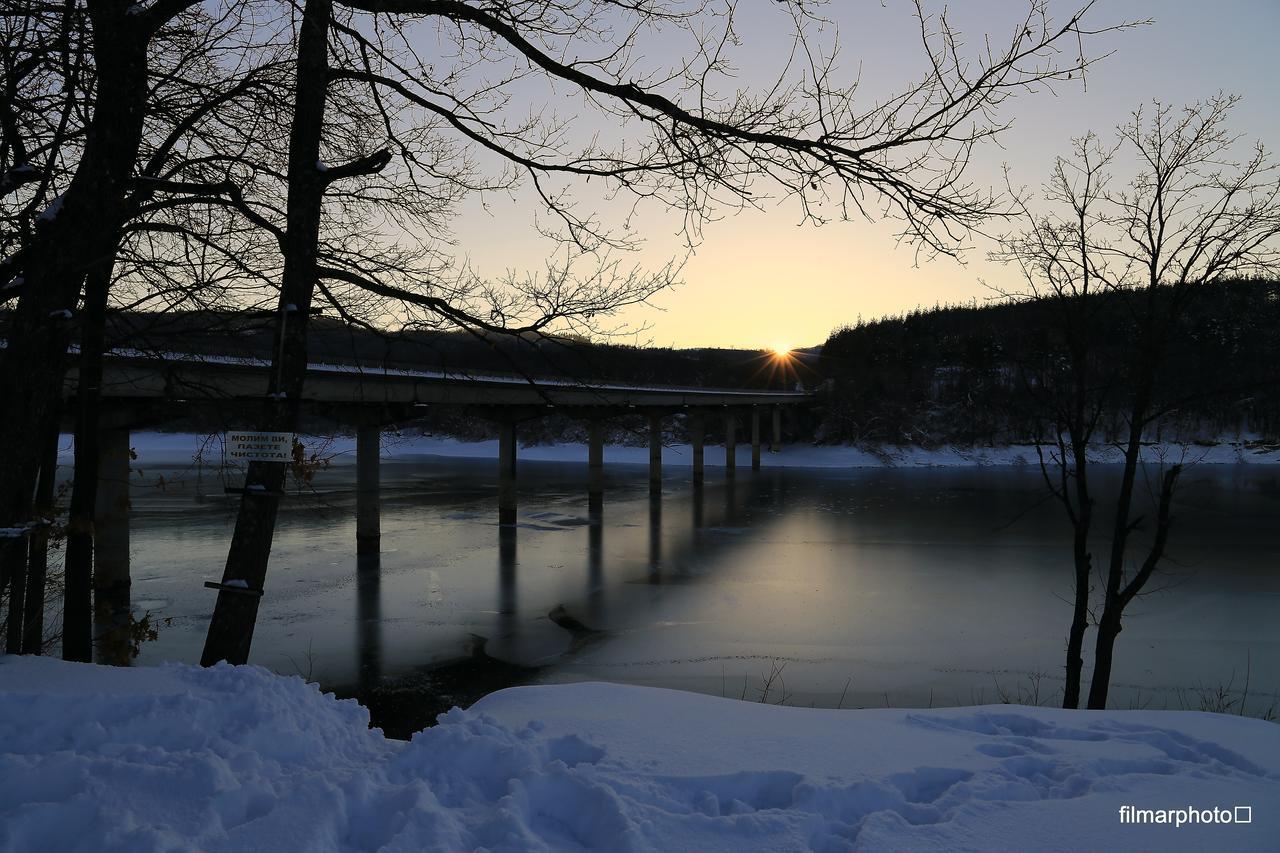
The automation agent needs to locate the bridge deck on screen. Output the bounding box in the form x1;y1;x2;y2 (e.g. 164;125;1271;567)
73;349;810;408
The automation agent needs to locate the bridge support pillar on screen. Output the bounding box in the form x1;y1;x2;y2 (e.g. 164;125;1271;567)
724;410;737;477
771;406;782;453
649;413;662;495
94;426;132;665
690;413;705;486
356;424;380;555
498;420;517;526
94;426;131;594
751;407;761;471
588;419;604;519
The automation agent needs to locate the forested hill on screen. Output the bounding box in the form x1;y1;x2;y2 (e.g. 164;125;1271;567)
817;278;1280;447
0;309;795;391
7;280;1276;448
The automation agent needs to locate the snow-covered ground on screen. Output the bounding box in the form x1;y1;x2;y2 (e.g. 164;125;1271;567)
92;431;1280;470
2;657;1276;852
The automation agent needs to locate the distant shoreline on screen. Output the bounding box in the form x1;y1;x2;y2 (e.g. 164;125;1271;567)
59;432;1280;470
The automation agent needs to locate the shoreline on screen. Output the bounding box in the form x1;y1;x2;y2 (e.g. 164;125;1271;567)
68;431;1280;470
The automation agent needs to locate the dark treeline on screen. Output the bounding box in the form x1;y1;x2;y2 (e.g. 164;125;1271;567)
818;278;1280;447
1;308;823;450
10;277;1277;451
0;308;791;390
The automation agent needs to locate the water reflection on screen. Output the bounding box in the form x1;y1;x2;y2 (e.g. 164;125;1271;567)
498;524;517;640
587;516;603;619
648;494;662;584
356;553;382;692
124;457;1280;715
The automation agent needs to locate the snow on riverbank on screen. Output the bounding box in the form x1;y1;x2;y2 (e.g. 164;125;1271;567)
2;657;1277;852
78;431;1280;470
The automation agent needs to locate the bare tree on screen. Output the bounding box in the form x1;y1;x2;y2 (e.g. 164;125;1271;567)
0;0;89;219
23;1;292;661
2;0;296;659
995;96;1280;708
197;0;1133;663
0;0;1131;663
993;134;1115;709
1;0;90;655
0;0;211;659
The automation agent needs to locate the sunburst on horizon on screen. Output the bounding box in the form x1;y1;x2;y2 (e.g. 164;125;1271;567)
747;343;811;388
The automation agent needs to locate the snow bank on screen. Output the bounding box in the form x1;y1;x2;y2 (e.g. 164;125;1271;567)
100;431;1280;471
3;657;1278;851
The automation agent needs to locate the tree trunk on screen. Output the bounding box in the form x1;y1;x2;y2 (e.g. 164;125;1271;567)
1085;436;1142;710
2;539;23;653
62;260;113;661
1088;460;1180;710
1062;431;1093;708
1087;608;1123;709
0;5;148;560
1086;337;1156;709
1061;545;1090;708
22;429;61;654
1086;295;1166;709
201;0;333;666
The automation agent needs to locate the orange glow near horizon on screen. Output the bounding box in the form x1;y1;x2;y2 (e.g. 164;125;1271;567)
441;6;1280;351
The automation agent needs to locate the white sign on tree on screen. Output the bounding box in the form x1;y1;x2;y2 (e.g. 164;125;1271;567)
227;432;295;462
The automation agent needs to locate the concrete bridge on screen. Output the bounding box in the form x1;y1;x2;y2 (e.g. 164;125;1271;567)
61;348;811;638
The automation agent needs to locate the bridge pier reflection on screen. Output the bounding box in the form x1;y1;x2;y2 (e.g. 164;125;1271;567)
724;475;738;524
692;480;705;532
587;514;604;619
648;493;662;584
498;524;518;640
356;552;382;692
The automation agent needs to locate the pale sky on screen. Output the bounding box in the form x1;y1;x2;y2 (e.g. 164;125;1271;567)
441;1;1280;350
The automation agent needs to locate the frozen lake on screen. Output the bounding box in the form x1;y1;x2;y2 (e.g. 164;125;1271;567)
106;442;1280;720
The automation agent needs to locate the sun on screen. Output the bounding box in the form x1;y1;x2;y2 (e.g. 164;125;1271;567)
749;343;806;388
